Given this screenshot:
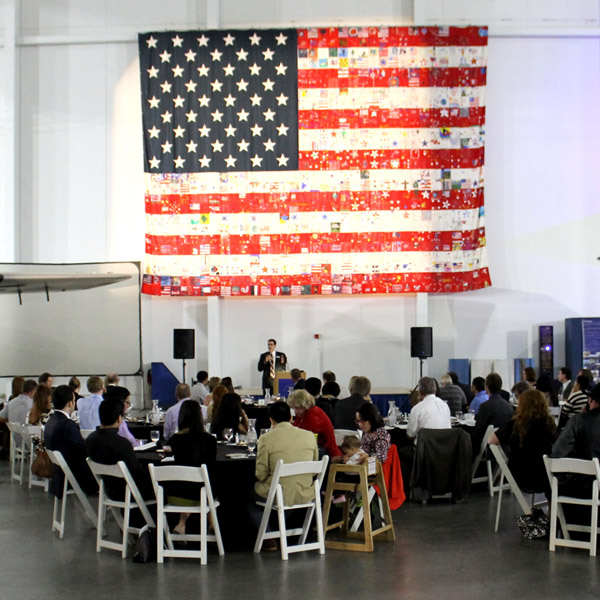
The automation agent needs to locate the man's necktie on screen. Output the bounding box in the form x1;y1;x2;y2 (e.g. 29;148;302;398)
270;353;275;380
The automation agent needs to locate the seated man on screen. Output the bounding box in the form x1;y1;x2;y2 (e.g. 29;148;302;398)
249;401;318;550
469;377;489;415
334;375;371;429
472;372;514;452
77;376;105;430
163;383;194;442
0;379;37;426
398;376;451;488
86;396;153;502
438;373;467;416
44;385;98;497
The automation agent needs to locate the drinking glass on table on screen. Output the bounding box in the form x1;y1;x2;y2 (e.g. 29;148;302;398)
150;430;160;444
247;430;257;456
223;428;234;444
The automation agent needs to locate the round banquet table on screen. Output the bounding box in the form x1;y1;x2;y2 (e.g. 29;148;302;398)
137;442;257;551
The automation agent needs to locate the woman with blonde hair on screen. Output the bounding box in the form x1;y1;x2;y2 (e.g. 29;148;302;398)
288;389;341;458
489;388;557;494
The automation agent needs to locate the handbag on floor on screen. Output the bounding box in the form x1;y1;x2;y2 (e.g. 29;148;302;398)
517;508;549;540
31;442;53;479
133;524;157;563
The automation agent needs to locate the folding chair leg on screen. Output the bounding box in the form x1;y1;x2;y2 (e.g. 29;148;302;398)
298;506;315;545
494;474;504;532
277;503;288;561
254;505;270;553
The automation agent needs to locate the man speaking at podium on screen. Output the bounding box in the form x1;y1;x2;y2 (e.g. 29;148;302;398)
257;338;288;396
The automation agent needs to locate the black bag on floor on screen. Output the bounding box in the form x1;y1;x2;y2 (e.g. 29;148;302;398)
517;508;549;540
133;525;157;563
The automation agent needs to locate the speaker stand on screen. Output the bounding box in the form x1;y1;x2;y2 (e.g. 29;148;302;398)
181;359;187;384
418;357;426;379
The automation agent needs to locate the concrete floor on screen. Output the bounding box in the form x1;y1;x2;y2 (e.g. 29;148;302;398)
1;461;598;600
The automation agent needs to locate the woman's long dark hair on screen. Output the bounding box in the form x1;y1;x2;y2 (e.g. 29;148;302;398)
178;400;205;436
356;402;384;431
212;393;242;438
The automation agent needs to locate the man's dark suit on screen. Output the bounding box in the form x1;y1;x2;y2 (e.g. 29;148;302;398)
333;393;366;429
472;393;514;452
257;351;288;393
44;411;98;498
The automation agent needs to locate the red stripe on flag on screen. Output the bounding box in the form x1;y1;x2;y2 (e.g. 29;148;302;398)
144;188;484;215
299;148;484;170
298;107;486;129
141;268;492;296
145;228;487;256
297;68;486;89
296;27;488;48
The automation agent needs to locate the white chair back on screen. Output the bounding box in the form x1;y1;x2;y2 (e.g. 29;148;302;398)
334;429;359;447
543;455;600;556
254;456;329;560
46;449;97;538
148;464;224;564
86;458;156;558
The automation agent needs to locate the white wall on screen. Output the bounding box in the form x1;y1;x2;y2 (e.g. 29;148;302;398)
1;0;599;402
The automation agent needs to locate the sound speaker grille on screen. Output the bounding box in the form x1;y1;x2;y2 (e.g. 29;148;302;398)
411;327;433;358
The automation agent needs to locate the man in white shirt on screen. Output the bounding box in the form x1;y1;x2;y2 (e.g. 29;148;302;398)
407;377;452;442
400;377;451;489
163;383;192;441
190;370;209;403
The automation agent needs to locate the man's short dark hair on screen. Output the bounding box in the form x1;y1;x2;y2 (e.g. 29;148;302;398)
87;376;104;394
305;377;322;398
560;367;572;380
23;379;38;395
322;381;340;398
99;397;125;426
52;385;74;411
268;338;277;345
448;371;459;385
472;377;485;392
196;370;208;383
322;370;336;383
268;400;291;423
39;372;52;384
589;383;600;405
485;372;503;394
105;386;130;403
290;368;302;381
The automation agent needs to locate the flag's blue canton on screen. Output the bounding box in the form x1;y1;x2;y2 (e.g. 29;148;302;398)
139;29;298;173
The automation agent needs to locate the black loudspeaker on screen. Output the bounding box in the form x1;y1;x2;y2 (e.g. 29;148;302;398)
173;329;195;359
411;327;433;358
539;325;554;377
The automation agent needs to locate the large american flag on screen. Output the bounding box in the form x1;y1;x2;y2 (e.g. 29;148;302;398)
138;26;490;297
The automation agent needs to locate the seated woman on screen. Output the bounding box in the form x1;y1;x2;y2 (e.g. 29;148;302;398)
211;392;249;440
104;386;141;447
558;374;590;429
203;377;222;407
288;389;341;459
207;384;228;424
168;400;217;535
489;388;557;494
27;384;52;425
354;402;391;464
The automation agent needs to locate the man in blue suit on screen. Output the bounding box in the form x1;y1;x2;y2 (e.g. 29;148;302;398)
44;385;97;498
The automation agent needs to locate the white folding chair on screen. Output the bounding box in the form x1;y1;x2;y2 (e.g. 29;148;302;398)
471;425;506;497
6;422;27;484
46;449;97;538
543;455;600;556
488;443;546;532
21;425;49;491
148;464;224;564
87;458;156;558
254;456;329;560
334;429;359;447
